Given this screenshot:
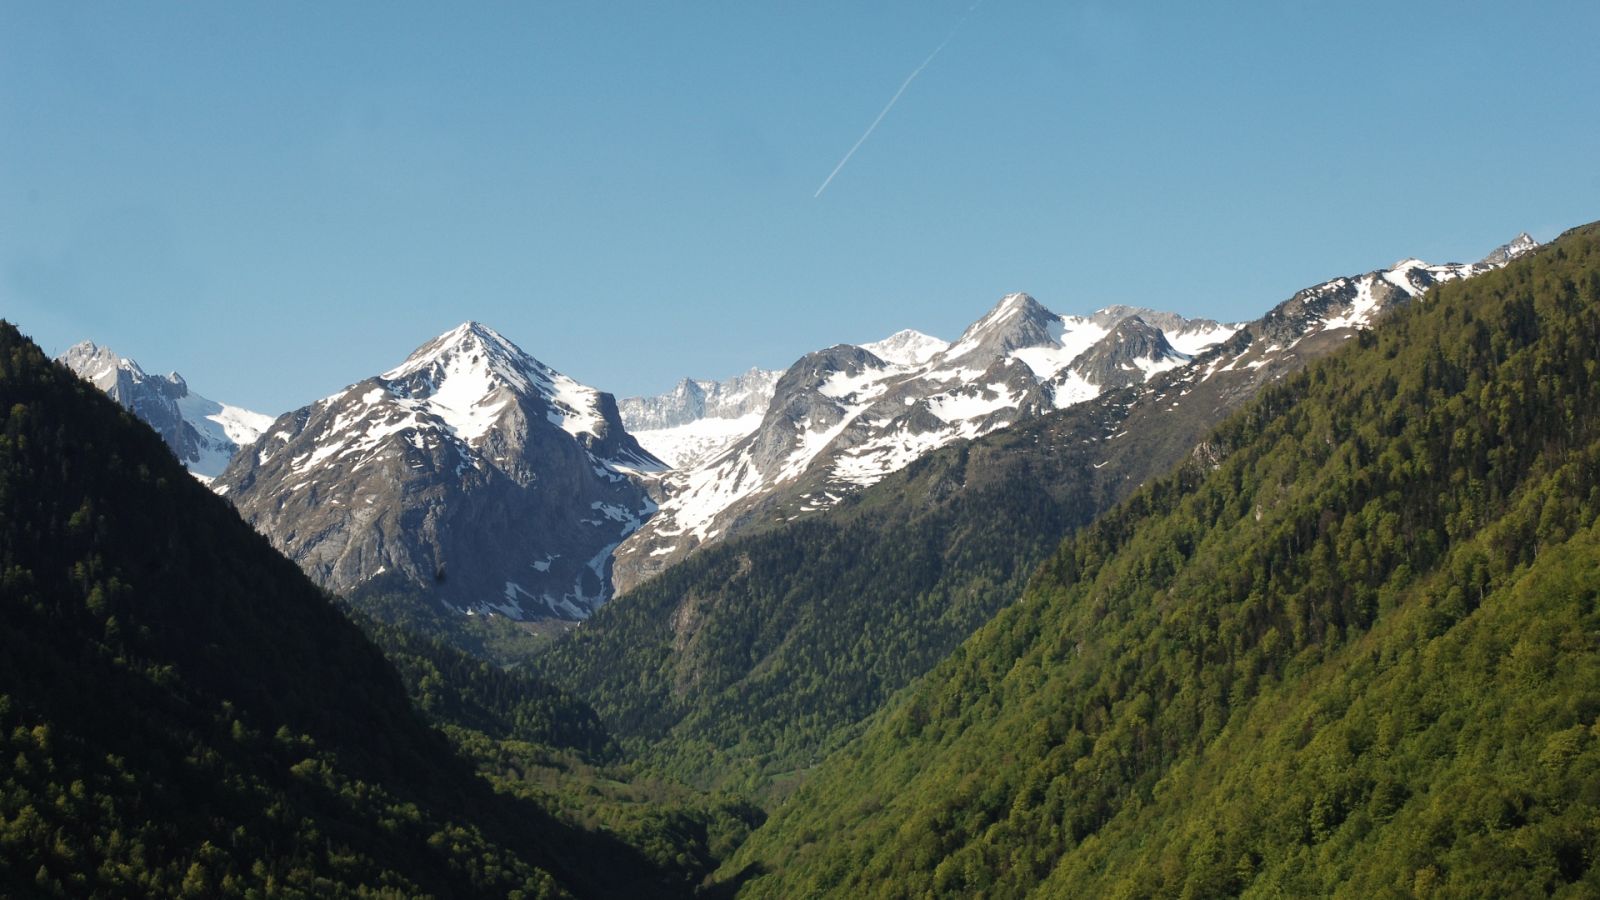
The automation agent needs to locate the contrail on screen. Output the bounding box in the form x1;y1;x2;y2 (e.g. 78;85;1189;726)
814;1;986;198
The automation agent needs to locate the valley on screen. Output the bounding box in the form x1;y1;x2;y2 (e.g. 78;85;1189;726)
18;224;1596;896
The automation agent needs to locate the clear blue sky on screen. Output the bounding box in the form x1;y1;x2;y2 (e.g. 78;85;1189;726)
3;1;1597;414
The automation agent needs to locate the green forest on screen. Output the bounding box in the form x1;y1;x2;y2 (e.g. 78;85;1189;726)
723;223;1600;895
533;425;1099;793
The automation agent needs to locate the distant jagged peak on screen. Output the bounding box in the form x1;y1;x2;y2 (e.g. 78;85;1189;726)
1479;231;1539;266
619;366;781;436
779;343;890;393
58;339;270;481
59;339;193;398
669;377;708;401
60;340;150;388
858;328;949;367
1085;304;1166;330
942;292;1063;363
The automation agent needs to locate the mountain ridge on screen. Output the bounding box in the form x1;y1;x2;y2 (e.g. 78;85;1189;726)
608;295;1240;593
57;340;272;483
610;242;1530;595
63;234;1536;628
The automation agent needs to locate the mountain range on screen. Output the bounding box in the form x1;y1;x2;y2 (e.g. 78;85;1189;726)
15;218;1597;898
62;233;1538;628
608;295;1239;592
607;236;1536;594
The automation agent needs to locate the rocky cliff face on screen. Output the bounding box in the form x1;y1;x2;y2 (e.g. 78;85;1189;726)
214;322;661;619
58;341;272;482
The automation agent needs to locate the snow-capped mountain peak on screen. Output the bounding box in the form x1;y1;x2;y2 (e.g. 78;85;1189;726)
371;321;628;454
384;321;533;385
943;292;1061;362
217;321;661;621
1064;315;1186;387
859;329;949;366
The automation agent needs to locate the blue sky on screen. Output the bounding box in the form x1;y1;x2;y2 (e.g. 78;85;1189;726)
3;1;1597;414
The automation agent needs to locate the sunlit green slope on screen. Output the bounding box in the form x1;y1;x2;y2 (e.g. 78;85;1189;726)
723;221;1600;897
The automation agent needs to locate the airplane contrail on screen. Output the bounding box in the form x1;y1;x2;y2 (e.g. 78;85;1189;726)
814;1;986;198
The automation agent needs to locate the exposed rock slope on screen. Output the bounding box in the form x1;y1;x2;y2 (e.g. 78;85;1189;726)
216;322;661;619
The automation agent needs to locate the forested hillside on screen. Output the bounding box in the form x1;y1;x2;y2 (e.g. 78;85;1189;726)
536;386;1133;790
0;322;711;897
722;224;1600;896
535;247;1500;793
349;608;613;760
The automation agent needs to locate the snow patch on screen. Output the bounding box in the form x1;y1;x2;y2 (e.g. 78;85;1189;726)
630;413;763;469
859;329;949;366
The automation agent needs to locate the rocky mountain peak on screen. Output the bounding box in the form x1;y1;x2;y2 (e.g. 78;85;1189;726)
1479;232;1539;266
859;329;949;366
778;343;887;391
383;321;546;396
59;340;141;387
1066;315;1185;389
216;321;660;620
1087;305;1160;329
940;293;1062;364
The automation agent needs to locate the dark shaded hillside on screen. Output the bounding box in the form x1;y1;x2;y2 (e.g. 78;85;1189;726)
723;222;1600;896
0;322;693;897
349;607;614;760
